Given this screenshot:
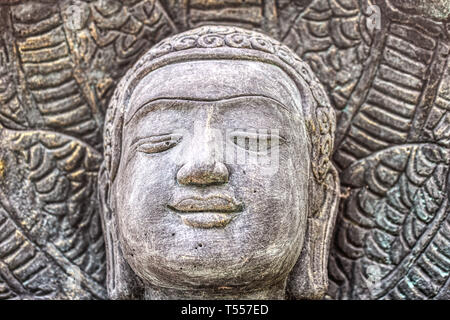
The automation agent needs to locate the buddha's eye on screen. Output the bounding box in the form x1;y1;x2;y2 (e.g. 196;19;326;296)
135;134;182;154
230;130;285;153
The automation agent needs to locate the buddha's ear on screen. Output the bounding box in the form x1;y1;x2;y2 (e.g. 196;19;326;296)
287;165;340;299
98;164;144;299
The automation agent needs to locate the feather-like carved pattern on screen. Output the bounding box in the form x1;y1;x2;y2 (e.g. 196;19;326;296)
60;0;175;122
0;0;449;300
281;0;372;120
0;127;106;299
328;144;450;299
0;0;176;299
0;202;61;299
0;274;16;300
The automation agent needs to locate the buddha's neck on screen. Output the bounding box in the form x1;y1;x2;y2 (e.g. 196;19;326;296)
143;280;287;300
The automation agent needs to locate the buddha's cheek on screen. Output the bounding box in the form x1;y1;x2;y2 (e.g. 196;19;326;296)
114;156;177;253
226;153;308;259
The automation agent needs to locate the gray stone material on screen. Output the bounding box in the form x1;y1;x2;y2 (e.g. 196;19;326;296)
0;0;449;300
99;25;339;299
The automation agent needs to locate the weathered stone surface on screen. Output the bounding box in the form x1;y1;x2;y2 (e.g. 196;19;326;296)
0;0;448;300
100;25;339;299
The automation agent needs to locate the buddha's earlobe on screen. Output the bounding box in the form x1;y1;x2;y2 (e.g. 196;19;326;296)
98;164;144;299
287;166;340;299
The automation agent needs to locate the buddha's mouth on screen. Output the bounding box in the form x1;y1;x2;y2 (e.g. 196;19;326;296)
167;194;242;228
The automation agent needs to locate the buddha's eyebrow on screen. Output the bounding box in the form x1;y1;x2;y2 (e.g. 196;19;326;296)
124;98;183;126
125;95;293;126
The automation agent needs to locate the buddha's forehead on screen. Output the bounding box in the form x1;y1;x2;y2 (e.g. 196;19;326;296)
126;59;302;123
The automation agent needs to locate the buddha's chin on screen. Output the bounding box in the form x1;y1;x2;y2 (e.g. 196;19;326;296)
136;267;290;293
124;245;300;291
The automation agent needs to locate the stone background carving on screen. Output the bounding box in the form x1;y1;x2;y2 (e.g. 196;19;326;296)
0;0;448;299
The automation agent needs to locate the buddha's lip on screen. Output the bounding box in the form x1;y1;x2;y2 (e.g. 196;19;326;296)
167;194;242;213
177;212;238;229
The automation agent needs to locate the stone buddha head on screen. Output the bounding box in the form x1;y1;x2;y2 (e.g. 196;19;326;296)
98;26;339;300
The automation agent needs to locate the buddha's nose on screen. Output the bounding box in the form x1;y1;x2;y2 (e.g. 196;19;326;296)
176;149;229;186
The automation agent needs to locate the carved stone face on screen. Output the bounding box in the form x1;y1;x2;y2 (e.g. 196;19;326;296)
112;59;311;293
